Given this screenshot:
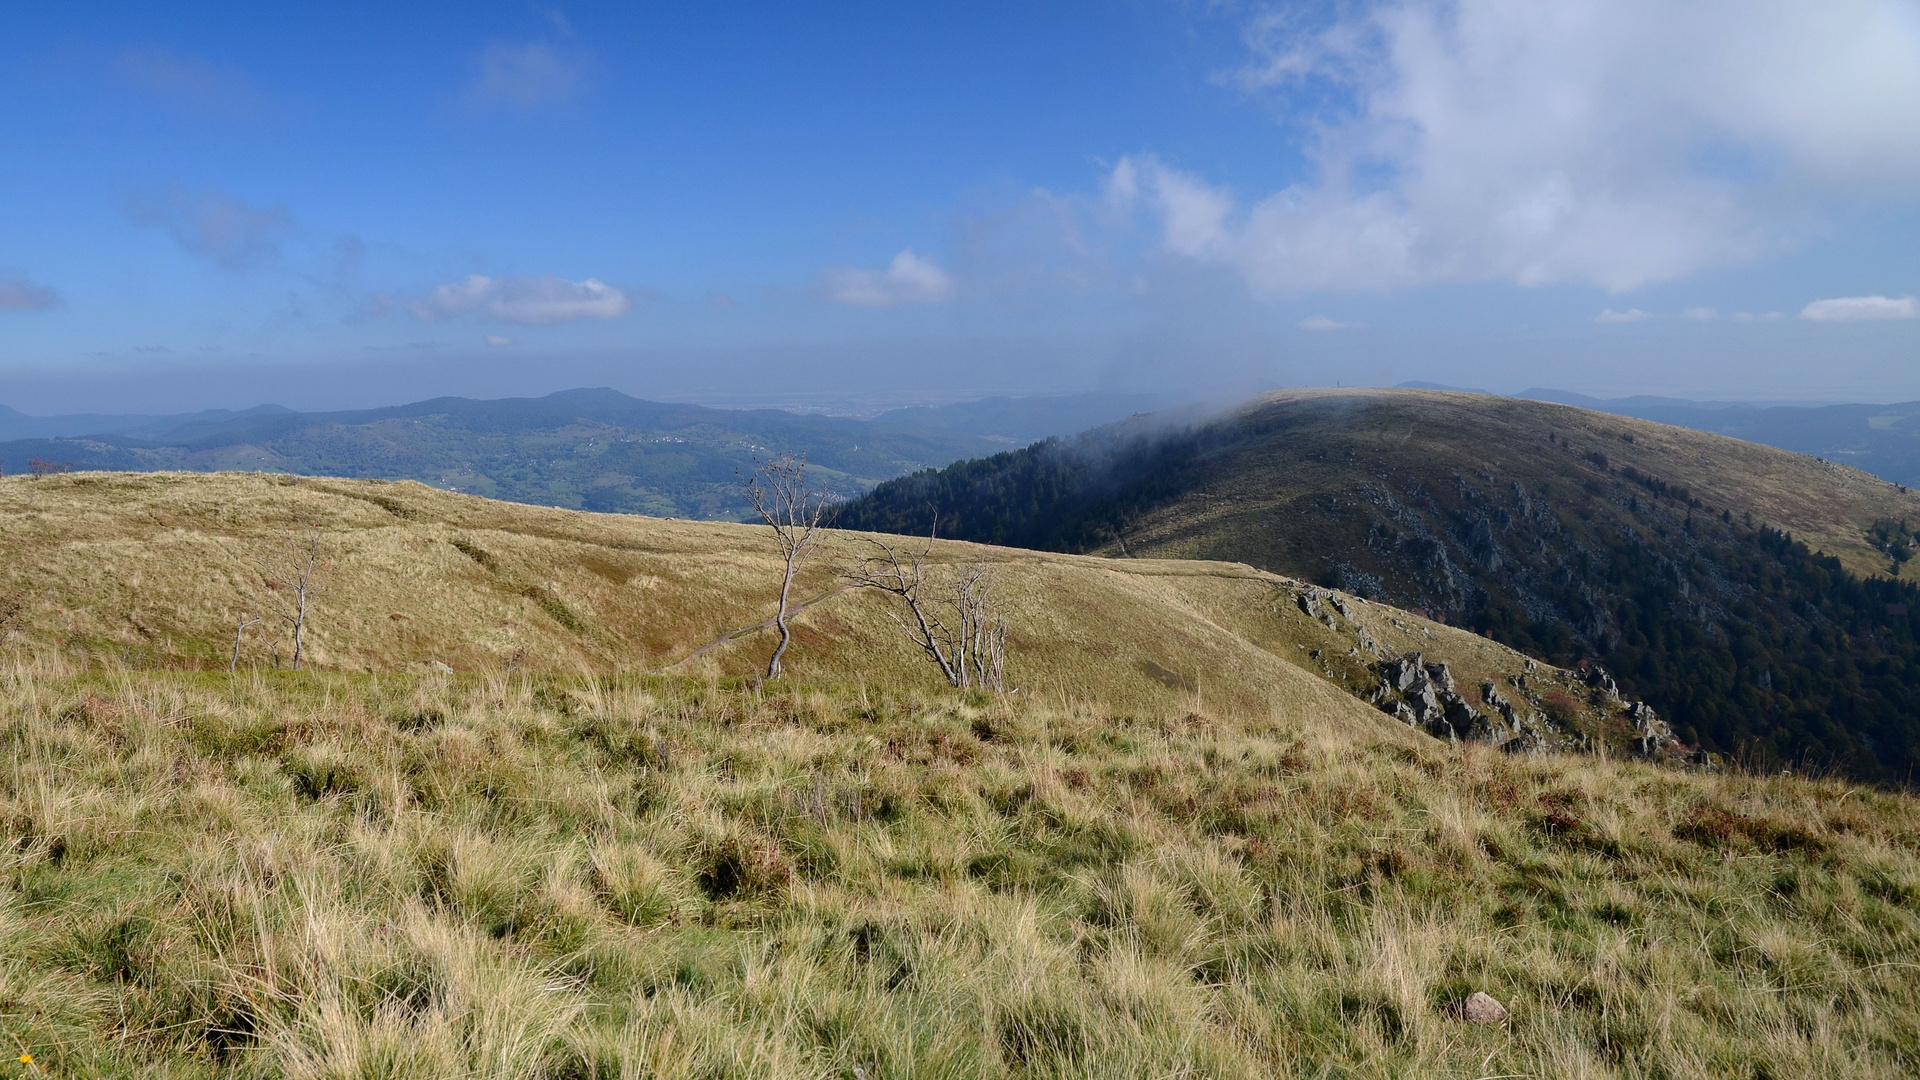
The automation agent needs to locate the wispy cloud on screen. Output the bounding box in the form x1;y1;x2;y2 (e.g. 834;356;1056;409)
1799;295;1919;322
1593;308;1655;324
471;42;589;108
1107;1;1920;294
1683;307;1721;321
1729;310;1784;321
119;48;264;116
0;273;63;312
821;251;955;306
485;334;515;346
126;188;294;271
1298;315;1364;330
409;274;632;325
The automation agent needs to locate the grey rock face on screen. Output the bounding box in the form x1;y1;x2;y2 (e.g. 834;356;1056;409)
1625;699;1676;757
1355;627;1379;656
1580;662;1621;700
1372;650;1574;753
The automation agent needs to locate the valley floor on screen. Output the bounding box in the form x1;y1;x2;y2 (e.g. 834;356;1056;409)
3;666;1917;1078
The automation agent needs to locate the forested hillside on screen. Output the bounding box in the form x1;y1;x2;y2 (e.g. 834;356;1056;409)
836;389;1920;784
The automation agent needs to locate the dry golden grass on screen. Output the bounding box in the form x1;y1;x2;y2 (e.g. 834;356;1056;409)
1;666;1916;1078
0;470;1611;738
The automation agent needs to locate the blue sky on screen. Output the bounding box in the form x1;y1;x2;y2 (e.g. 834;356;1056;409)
3;1;1919;413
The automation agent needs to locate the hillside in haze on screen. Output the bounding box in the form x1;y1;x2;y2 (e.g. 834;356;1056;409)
0;389;1172;520
837;389;1920;784
0;389;999;519
1524;391;1920;489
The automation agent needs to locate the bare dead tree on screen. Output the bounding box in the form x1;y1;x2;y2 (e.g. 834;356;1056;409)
745;453;829;679
950;563;1008;692
229;612;261;673
26;458;70;479
847;529;1008;692
260;527;327;671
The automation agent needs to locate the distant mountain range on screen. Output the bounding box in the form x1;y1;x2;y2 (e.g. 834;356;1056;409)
0;388;1170;519
0;402;299;441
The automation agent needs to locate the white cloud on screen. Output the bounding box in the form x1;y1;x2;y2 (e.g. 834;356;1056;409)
1298;315;1365;330
1683;307;1720;321
127;188;293;271
821;251;955;306
409;274;632;325
472;42;586;108
1800;295;1920;321
1112;1;1920;294
485;335;515;346
1729;310;1784;321
1593;308;1654;324
0;273;62;312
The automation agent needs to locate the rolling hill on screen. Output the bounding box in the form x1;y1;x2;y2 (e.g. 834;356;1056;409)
0;469;1660;756
835;388;1920;784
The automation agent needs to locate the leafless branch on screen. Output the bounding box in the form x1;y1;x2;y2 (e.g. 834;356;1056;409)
846;524;1008;692
229;612;261;673
744;453;829;680
258;527;327;671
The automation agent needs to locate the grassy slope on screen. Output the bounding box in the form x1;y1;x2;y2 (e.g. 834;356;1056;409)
3;670;1918;1078
3;470;1918;1077
0;470;1632;741
1119;388;1920;584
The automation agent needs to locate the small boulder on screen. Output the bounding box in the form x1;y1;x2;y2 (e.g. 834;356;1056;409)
1452;991;1508;1024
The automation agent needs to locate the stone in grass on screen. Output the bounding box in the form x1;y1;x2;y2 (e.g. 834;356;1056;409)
1448;991;1509;1024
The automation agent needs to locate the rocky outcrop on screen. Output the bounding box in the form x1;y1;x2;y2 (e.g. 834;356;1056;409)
1297;586;1342;628
1372;651;1571;752
1298;589;1324;620
1625;699;1676;758
1579;661;1621;701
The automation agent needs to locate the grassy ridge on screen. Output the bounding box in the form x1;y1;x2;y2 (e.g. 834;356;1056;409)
0;470;1633;745
3;668;1918;1078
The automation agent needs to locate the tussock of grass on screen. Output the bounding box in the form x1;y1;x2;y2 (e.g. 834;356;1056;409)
3;666;1917;1077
